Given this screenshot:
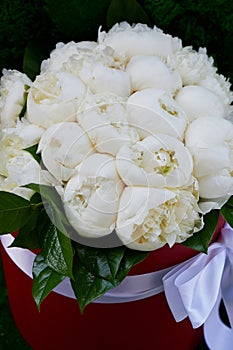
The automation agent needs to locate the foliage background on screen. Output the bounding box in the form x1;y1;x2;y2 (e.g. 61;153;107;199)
0;0;233;82
0;0;232;348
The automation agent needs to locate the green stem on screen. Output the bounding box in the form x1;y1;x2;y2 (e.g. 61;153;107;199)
30;202;45;210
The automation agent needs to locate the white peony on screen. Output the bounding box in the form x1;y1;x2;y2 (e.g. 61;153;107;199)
0;127;54;192
0;129;25;177
98;22;182;60
0;175;34;200
167;47;215;85
38;122;94;182
185;117;233;204
167;46;233;107
116;186;203;251
199;74;233;108
116;134;193;187
27;71;86;128
127;88;187;139
41;41;98;73
62;44;130;97
77;93;139;155
6;151;44;186
0;69;31;128
12;118;44;148
126;55;182;94
0;119;44;177
175;85;225;122
63;153;124;238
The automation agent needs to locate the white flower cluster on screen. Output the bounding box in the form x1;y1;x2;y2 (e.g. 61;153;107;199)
1;22;233;251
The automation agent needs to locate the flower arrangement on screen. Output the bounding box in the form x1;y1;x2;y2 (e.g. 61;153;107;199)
0;22;233;313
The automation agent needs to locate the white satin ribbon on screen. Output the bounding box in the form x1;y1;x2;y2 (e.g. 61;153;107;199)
163;224;233;328
1;224;233;350
0;234;172;302
163;224;233;350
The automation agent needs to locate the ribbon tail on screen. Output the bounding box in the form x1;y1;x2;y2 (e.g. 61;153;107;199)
204;295;233;350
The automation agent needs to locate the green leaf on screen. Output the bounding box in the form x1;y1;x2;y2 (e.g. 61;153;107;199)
0;192;33;233
71;243;148;312
23;144;41;164
18;86;29;120
221;204;233;228
45;0;112;40
9;207;41;249
30;191;42;205
106;0;151;29
42;212;74;278
75;244;124;283
114;247;149;281
182;210;219;253
23;40;52;80
32;253;66;310
71;254;115;313
13;184;74;277
10;191;48;249
24;184;69;227
223;195;233;208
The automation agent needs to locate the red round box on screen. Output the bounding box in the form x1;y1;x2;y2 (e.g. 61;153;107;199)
0;216;225;350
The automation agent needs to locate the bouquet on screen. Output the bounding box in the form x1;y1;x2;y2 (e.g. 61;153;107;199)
0;22;233;313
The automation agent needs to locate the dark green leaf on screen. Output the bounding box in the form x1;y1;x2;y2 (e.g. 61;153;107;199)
0;192;33;233
71;243;148;312
32;253;66;310
24;144;41;164
106;0;151;29
24;184;69;227
10;192;46;249
76;243;148;282
223;195;233;208
23;40;52;80
9;207;41;249
42;215;74;278
30;192;42;205
18;87;29;120
220;205;233;228
182;210;219;253
71;253;115;313
45;0;112;40
9;185;74;277
114;247;149;281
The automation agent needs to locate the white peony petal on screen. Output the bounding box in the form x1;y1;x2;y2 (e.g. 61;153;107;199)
78;64;131;97
98;22;182;60
0;69;31;128
15;118;45;147
77;93;139;155
198;196;231;214
127;88;187;139
167;46;215;86
116;186;202;251
175;85;225;122
0;175;34;200
41;41;98;72
27;71;86;128
185;117;233;149
185;117;233;202
116;134;193;187
63;153;124;238
7;151;42;186
38;122;94;182
126;55;182;94
198;170;233;199
191;146;230;178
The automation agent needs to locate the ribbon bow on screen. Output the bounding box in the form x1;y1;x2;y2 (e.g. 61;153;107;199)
163;224;233;350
